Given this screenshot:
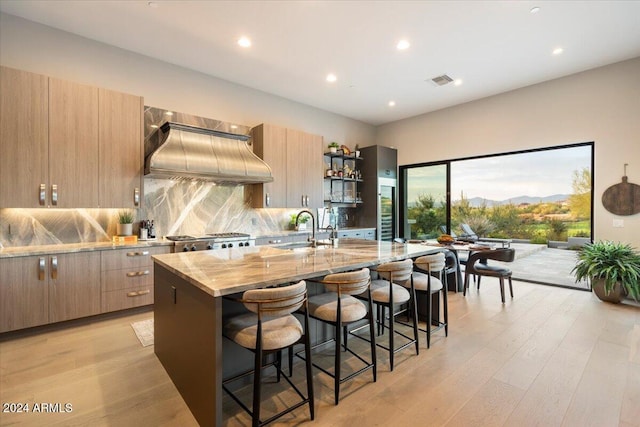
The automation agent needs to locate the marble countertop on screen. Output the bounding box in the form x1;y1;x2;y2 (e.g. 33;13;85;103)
0;239;173;258
152;239;442;298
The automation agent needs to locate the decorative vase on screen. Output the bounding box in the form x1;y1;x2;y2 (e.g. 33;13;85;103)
296;223;307;231
117;223;133;236
329;147;337;153
592;278;626;303
355;150;360;157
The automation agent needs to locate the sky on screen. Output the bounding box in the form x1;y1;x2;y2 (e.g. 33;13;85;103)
406;145;591;204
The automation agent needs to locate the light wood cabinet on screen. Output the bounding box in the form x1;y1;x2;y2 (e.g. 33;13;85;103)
49;252;101;323
0;66;143;208
48;77;100;207
0;252;100;332
98;88;143;208
0;257;49;333
0;66;49;208
286;128;324;209
250;124;287;208
100;246;170;312
250;123;323;209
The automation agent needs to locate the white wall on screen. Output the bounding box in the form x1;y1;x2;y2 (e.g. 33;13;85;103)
0;13;375;147
2;12;638;247
376;58;640;247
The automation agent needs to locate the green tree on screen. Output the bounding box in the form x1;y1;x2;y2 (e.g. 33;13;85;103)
408;194;446;238
568;168;591;220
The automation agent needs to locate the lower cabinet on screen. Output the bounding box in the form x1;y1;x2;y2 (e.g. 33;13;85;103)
0;245;171;333
0;252;101;333
337;228;376;240
100;246;170;313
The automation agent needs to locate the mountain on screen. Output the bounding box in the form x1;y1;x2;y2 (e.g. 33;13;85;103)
462;194;570;207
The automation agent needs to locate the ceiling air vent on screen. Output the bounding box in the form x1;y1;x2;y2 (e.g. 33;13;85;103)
430;74;453;86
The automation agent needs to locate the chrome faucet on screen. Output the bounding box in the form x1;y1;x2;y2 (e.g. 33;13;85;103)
295;209;316;247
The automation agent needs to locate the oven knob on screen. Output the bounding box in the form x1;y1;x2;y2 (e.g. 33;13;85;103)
221;243;227;249
182;245;189;252
228;243;234;248
238;242;244;247
207;243;213;250
190;244;197;251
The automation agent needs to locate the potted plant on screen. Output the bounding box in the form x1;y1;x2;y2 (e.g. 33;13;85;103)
328;142;339;153
290;213;310;231
354;144;361;157
116;210;135;236
572;240;640;303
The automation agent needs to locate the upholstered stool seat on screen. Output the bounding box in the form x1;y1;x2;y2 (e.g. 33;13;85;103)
361;259;419;371
369;280;411;304
302;268;376;405
224;314;303;351
222;281;314;427
307;292;367;323
411;253;449;348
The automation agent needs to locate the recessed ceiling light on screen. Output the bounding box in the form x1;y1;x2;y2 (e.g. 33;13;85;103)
388;101;396;107
148;1;159;8
238;37;251;48
150;124;159;129
396;40;410;50
553;47;564;55
230;125;238;129
454;79;463;86
164;111;174;116
530;6;541;14
326;73;337;83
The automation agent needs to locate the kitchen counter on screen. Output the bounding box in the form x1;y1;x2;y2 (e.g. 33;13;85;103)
0;239;173;258
152;239;432;298
152;239;441;426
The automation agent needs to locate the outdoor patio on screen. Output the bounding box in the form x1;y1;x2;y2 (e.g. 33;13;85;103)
472;242;590;291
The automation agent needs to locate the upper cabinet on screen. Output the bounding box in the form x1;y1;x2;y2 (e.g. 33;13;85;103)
48;77;100;207
0;66;143;209
250;124;323;209
98;88;143;208
0;67;49;208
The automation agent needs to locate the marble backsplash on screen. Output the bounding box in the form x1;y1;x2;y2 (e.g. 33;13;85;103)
0;179;354;248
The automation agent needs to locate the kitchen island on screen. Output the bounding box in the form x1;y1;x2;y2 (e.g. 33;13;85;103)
152;239;441;426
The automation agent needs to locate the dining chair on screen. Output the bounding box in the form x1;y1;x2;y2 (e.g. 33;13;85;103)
463;248;516;303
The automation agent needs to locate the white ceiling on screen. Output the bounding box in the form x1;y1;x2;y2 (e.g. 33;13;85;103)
2;0;640;126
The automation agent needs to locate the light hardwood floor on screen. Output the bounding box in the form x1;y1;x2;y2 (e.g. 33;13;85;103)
1;281;638;427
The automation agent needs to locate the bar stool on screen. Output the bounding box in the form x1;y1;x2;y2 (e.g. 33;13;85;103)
367;259;419;371
223;280;314;427
303;268;376;405
412;253;449;348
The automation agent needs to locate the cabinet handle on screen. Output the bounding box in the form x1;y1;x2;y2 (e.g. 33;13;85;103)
301;195;305;206
305;195;310;206
38;257;46;281
50;256;58;280
51;184;58;206
265;193;270;207
126;289;151;297
39;184;46;206
126;251;149;257
126;270;150;277
134;188;140;206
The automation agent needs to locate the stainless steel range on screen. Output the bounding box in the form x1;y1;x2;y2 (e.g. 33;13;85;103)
166;232;255;252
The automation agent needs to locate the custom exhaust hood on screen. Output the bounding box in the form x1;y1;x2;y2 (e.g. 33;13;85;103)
144;107;273;184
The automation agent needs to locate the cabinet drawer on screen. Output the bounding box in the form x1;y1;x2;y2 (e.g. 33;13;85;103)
101;286;153;312
101;246;170;271
102;268;153;292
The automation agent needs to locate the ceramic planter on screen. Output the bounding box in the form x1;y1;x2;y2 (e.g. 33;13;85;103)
591;278;626;303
